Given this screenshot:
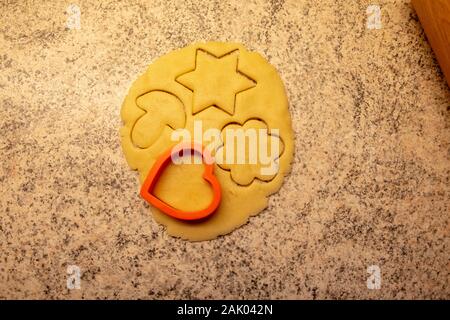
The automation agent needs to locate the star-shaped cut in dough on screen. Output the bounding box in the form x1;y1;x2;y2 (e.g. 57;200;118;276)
176;49;256;115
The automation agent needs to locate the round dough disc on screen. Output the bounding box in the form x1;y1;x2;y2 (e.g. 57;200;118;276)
120;42;294;241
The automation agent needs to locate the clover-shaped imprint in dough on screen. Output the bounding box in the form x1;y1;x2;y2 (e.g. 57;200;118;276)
215;119;284;186
131;90;186;149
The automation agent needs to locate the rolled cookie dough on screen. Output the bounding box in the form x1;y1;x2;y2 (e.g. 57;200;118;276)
120;42;294;241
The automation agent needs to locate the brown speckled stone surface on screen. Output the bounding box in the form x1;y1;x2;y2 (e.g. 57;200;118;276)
0;0;449;299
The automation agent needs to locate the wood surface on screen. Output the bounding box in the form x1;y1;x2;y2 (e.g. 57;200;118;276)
412;0;450;86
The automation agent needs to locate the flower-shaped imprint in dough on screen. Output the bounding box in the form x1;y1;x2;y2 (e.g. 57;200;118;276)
120;42;294;241
215;119;284;186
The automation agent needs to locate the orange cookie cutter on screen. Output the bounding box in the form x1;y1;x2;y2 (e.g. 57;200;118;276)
140;142;222;221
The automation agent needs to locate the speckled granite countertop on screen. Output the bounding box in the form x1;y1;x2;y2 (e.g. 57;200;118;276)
0;0;449;299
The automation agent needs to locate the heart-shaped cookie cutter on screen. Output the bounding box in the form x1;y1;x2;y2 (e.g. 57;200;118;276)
140;142;222;220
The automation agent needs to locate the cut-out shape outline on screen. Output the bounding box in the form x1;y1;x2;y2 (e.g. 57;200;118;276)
175;48;257;116
215;117;285;187
130;90;187;149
